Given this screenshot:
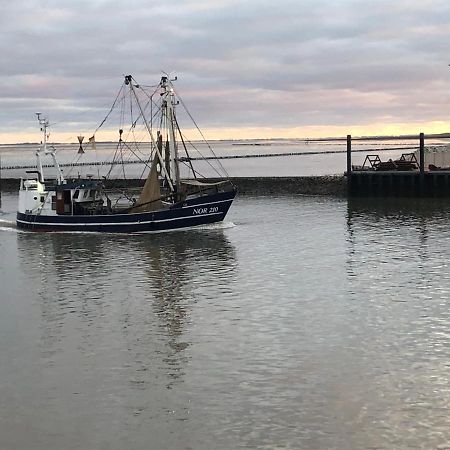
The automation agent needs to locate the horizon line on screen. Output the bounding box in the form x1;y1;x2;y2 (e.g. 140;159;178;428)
1;132;450;146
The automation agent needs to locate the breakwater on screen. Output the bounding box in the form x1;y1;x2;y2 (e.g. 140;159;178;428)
228;176;346;195
0;176;347;196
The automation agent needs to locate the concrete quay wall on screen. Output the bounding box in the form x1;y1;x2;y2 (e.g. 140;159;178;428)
0;176;348;196
228;176;346;196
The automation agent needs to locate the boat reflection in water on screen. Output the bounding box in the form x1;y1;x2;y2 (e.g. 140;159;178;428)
16;228;237;397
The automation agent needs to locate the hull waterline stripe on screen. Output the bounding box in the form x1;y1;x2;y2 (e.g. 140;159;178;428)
17;198;233;220
16;211;226;228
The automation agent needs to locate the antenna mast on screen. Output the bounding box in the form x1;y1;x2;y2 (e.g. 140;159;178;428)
35;113;65;183
35;112;47;181
125;75;175;192
161;76;180;190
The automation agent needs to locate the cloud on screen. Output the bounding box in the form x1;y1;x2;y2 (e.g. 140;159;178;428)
1;0;450;141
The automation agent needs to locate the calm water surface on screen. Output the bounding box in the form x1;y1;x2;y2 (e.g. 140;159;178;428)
2;138;448;178
0;192;450;449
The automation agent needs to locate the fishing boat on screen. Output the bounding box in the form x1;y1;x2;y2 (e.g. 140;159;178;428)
16;75;236;232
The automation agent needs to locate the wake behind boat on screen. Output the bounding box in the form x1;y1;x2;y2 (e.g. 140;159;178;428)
16;75;236;232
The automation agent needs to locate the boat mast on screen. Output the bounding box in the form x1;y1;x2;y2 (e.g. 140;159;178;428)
35;113;65;184
161;76;180;190
125;75;175;192
35;113;46;182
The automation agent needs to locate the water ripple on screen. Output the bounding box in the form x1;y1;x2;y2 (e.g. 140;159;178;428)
1;193;450;449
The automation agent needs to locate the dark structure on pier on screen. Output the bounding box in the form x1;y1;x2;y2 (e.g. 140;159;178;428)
346;133;450;197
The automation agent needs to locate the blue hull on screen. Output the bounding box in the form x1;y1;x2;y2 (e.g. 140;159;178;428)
17;190;236;233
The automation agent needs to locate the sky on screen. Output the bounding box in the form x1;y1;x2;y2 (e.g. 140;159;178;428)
1;0;450;143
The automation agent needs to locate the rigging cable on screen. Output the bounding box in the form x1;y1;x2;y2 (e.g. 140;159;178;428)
177;130;226;179
93;82;126;134
174;116;196;179
172;86;230;179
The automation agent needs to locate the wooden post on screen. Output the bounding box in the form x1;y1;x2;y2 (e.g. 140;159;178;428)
419;132;425;196
346;135;352;175
419;132;425;174
346;134;352;196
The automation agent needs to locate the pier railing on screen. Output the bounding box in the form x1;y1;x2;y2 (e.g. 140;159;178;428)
346;133;450;197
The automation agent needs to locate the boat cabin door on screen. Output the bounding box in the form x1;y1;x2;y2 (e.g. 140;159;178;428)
56;190;72;215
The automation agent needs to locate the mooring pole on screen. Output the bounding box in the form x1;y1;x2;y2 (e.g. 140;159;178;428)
346;134;352;175
418;132;426;196
419;132;425;174
0;153;2;209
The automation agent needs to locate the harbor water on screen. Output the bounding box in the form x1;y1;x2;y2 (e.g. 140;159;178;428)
1;137;448;179
1;191;450;449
